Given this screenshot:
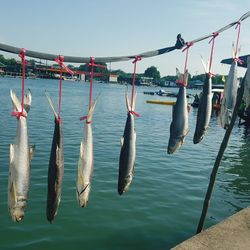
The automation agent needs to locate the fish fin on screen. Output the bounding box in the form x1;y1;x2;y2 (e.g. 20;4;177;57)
45;91;58;119
29;145;35;161
9;181;17;204
24;89;32;113
80;141;85;159
56;145;60;167
10;144;15;164
10;89;22;112
120;137;124;146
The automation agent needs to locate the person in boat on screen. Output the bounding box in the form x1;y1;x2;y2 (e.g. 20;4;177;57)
194;93;199;102
212;92;220;107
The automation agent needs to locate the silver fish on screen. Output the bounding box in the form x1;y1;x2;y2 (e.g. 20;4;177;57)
243;57;250;108
76;99;97;207
220;59;238;129
8;89;34;222
45;92;64;222
168;68;189;154
193;72;212;144
118;92;136;195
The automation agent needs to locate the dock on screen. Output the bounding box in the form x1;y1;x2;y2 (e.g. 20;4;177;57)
172;206;250;250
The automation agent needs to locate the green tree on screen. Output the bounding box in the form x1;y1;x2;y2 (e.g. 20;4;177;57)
144;66;161;82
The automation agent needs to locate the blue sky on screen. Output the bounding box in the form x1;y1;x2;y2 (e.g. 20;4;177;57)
0;0;250;77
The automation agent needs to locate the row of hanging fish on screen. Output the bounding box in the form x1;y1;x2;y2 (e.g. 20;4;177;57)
8;88;137;222
167;48;250;154
7;49;249;222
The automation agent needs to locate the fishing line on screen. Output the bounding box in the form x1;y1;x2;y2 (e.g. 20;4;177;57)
11;48;27;119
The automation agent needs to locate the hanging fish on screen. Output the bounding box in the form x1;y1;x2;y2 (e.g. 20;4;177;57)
45;92;64;223
167;68;189;154
8;89;35;222
243;56;250;109
193;59;213;143
118;92;137;195
76;99;97;207
220;49;239;129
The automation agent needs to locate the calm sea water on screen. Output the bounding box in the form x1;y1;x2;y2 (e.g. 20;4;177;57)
0;77;249;250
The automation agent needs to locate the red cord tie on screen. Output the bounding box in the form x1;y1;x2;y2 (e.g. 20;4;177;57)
129;110;140;117
182;42;193;52
132;56;142;64
234;57;244;64
79;115;92;124
208;32;219;44
57;115;62;125
11;111;27;119
208;72;216;78
88;57;107;69
54;56;74;75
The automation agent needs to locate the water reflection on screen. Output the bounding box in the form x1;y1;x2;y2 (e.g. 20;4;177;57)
221;125;250;210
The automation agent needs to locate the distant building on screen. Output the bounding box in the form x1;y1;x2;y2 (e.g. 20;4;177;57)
139;76;153;86
164;80;176;87
109;74;118;83
0;62;6;74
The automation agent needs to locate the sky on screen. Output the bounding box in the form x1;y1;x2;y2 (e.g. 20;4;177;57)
0;0;250;77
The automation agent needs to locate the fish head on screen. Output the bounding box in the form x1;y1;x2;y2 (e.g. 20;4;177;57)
77;184;90;208
10;207;25;222
167;136;183;154
222;109;233;129
118;173;133;195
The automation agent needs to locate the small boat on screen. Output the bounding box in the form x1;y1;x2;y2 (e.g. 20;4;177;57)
146;100;176;105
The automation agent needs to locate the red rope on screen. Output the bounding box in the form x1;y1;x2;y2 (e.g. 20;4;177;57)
89;57;95;109
208;32;219;76
54;55;74;123
130;56;141;117
11;48;27;119
80;57;107;122
235;22;241;55
234;22;244;64
180;42;193;87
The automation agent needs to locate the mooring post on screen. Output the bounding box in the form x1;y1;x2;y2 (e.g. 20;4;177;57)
196;73;246;234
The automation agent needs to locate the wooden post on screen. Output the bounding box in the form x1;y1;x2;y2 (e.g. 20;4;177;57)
196;73;246;234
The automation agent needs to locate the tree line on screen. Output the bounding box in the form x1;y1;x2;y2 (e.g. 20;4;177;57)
0;54;225;85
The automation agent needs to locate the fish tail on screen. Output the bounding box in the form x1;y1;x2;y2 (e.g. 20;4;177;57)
24;89;32;114
10;89;32;116
45;91;58;120
86;96;98;123
176;67;188;86
125;90;137;112
201;56;209;73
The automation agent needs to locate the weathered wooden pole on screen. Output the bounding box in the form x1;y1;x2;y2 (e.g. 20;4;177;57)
196;73;246;234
